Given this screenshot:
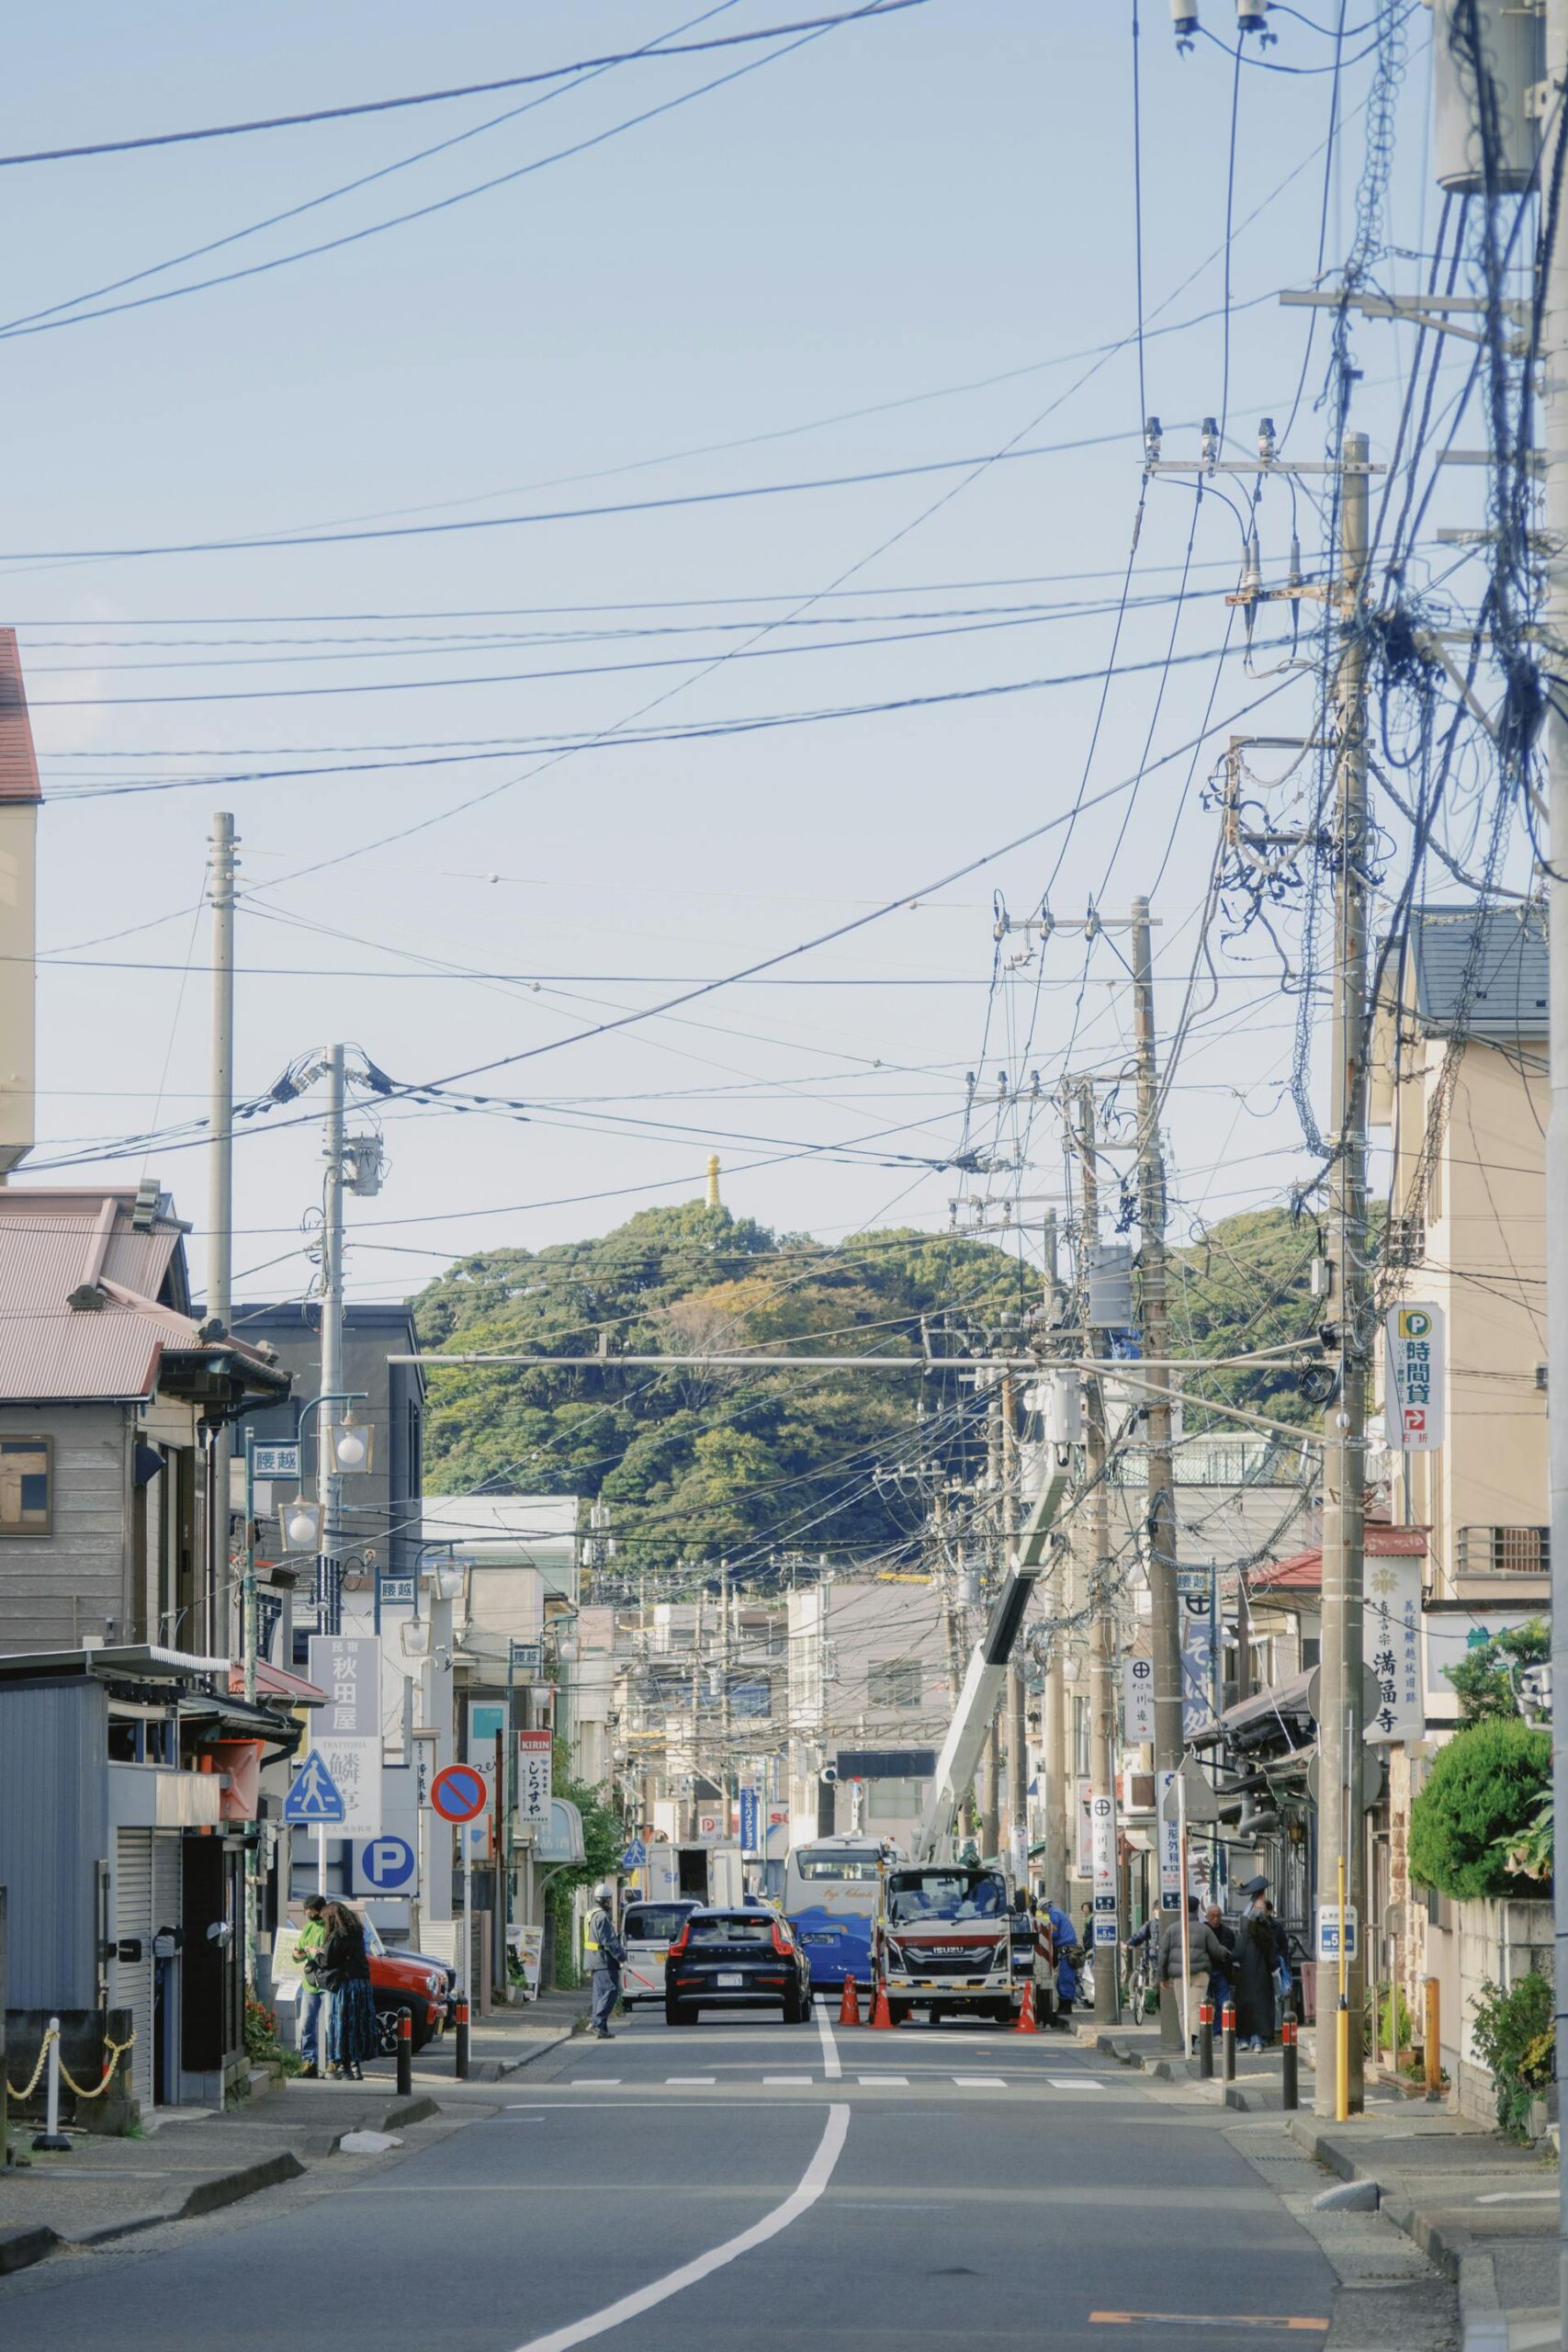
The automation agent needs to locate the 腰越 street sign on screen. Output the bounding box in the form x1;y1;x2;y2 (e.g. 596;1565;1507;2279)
284;1749;346;1824
1316;1905;1359;1962
1122;1656;1155;1743
354;1836;416;1894
251;1442;299;1480
430;1763;488;1824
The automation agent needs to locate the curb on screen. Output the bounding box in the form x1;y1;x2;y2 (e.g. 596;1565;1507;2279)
1288;2118;1488;2288
326;2096;438;2152
479;2028;575;2085
1457;2253;1508;2352
73;2151;310;2249
0;2224;60;2277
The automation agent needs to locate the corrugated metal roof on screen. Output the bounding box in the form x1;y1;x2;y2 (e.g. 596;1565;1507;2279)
1252;1522;1427;1593
0;629;41;807
1406;903;1547;1037
0;1187;201;1400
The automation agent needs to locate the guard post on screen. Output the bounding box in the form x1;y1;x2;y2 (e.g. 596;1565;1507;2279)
1281;2001;1299;2110
396;2007;412;2098
1198;1997;1214;2080
455;1997;470;2081
1222;1998;1236;2083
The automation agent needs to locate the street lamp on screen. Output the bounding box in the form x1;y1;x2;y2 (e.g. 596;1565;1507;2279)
289;1389;367;1638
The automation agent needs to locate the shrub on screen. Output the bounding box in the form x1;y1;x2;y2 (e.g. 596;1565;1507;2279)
1471;1971;1554;2140
1407;1718;1552;1898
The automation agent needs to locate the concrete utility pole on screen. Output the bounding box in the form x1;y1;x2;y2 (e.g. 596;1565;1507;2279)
1131;898;1180;1788
208;812;236;1656
1001;1369;1028;1883
980;1388;1004;1859
1314;427;1371;2119
1077;1080;1122;2024
318;1045;345;1636
1041;1213;1069;1902
1539;0;1568;2316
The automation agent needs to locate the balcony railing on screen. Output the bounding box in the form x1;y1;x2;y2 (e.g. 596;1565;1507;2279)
1456;1524;1549;1578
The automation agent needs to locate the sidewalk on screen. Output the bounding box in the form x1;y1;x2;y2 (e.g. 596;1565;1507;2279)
0;1994;577;2278
1290;2110;1560;2352
1074;2001;1327;2110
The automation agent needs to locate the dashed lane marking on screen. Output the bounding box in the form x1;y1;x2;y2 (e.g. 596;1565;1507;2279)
859;2074;909;2085
952;2075;1008;2087
664;2076;716;2086
762;2075;814;2086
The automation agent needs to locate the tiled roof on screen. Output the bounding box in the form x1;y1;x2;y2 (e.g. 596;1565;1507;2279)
1252;1522;1427;1595
1403;904;1547;1038
0;630;41;807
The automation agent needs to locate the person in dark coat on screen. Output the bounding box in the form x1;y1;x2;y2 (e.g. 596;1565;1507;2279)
1231;1877;1283;2049
320;1901;378;2080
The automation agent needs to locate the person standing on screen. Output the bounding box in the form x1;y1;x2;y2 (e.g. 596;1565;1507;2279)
587;1884;624;2040
1158;1896;1232;2052
1204;1900;1236;2019
1040;1898;1080;2030
291;1894;327;2080
321;1901;378;2081
1231;1877;1285;2051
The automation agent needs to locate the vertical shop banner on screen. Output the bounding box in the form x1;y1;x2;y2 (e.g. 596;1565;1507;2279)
1365;1557;1423;1742
1179;1583;1217;1737
1122;1655;1155;1743
517;1729;552;1825
1156;1769;1182;1913
306;1633;382;1836
1383;1303;1444;1450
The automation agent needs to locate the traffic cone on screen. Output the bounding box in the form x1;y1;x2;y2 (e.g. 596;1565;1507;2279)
1013;1980;1040;2034
838;1976;862;2027
870;1981;897;2030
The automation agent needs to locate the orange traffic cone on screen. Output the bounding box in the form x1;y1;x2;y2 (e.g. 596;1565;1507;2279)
1014;1980;1041;2034
838;1976;862;2027
870;1980;897;2029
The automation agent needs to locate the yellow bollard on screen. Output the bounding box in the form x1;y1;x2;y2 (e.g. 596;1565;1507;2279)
1424;1976;1441;2101
1334;1854;1350;2123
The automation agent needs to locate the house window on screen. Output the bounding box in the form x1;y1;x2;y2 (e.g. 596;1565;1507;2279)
0;1437;51;1535
867;1658;922;1710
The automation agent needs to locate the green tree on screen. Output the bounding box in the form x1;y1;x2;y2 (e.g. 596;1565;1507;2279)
1408;1718;1552;1899
1168;1206;1320;1431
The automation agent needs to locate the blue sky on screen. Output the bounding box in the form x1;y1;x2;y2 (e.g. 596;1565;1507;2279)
5;1;1493;1311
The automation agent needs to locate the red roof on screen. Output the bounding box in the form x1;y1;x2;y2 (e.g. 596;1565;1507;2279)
1253;1523;1427;1595
0;631;41;806
228;1659;326;1705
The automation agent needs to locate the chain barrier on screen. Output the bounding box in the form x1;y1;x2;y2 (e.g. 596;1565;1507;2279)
6;2025;136;2103
5;2024;56;2102
58;2032;136;2099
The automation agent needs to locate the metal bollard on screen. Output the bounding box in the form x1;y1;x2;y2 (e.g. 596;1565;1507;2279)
1198;1999;1214;2080
455;1996;470;2082
1222;1999;1236;2084
396;2007;413;2098
1281;2007;1299;2110
33;2018;71;2153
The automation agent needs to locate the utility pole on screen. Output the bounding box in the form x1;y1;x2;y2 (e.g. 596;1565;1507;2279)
1041;1213;1069;1903
1077;1080;1121;2023
979;1385;1004;1860
1539;0;1568;2321
1001;1369;1027;1883
318;1045;345;1637
207;812;236;1657
719;1560;732;1835
1131;899;1181;1801
1315;427;1371;2119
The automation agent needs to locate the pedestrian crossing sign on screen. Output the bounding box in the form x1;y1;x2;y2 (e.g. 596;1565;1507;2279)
284;1747;348;1823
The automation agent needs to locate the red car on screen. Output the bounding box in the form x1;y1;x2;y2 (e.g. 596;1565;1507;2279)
361;1915;449;2052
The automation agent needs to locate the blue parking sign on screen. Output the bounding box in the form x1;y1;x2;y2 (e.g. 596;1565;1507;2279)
355;1836;416;1894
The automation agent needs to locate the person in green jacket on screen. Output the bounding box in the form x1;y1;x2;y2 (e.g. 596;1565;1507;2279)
291;1896;327;2079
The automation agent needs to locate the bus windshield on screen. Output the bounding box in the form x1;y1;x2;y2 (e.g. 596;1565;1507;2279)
886;1870;1007;1924
791;1855;884;1882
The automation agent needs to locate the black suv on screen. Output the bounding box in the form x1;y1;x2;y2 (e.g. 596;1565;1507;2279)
664;1906;814;2025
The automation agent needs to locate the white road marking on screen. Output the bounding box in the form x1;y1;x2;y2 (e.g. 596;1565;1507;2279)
665;2076;716;2086
762;2075;814;2086
1476;2190;1557;2204
570;2079;622;2087
816;1999;841;2081
952;2075;1007;2088
511;2101;852;2352
1048;2076;1105;2090
859;2074;909;2086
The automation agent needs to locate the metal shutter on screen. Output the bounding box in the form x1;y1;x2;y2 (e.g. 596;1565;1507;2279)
111;1830;154;2112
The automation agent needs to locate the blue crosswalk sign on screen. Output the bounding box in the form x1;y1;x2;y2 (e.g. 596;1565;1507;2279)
620;1838;647;1871
284;1748;347;1824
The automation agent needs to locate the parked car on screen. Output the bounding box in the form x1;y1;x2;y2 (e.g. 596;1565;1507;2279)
360;1916;449;2052
620;1899;700;2007
664;1905;814;2025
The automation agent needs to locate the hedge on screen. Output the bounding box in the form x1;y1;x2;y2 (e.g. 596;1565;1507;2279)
1407;1717;1551;1900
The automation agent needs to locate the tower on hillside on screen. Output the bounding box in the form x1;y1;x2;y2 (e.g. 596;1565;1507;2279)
705;1154;721;1210
0;631;40;1180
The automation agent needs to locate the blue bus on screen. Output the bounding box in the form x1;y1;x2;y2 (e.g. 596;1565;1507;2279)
783;1837;897;1991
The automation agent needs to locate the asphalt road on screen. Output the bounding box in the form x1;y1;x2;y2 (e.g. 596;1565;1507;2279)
2;2005;1339;2351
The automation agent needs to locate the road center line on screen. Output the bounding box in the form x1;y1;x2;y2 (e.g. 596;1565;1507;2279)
816;1999;841;2080
511;2102;851;2352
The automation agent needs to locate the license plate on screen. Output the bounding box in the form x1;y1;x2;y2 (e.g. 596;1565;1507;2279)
716;1972;745;1988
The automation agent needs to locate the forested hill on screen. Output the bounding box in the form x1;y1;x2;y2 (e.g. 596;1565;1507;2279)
413;1201;1314;1572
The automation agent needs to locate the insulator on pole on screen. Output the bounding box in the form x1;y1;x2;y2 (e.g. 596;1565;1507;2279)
1171;0;1198;46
